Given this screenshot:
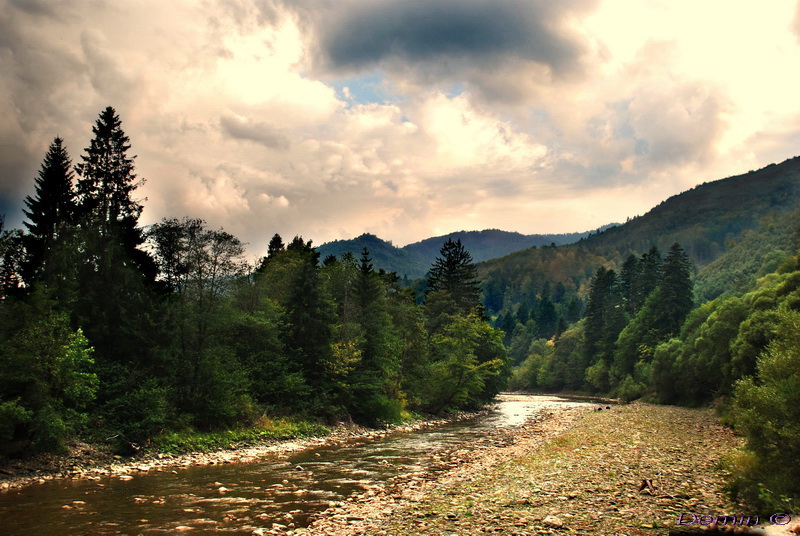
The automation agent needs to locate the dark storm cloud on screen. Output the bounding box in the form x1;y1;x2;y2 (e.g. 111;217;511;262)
317;0;595;77
7;0;59;17
220;115;290;149
0;1;93;227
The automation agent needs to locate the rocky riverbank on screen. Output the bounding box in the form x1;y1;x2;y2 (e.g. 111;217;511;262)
0;410;487;492
297;403;800;536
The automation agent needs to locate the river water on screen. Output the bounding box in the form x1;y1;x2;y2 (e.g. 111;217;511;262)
0;395;591;535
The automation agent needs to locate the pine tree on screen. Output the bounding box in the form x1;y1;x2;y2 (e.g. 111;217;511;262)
21;138;79;294
619;254;639;315
75;107;142;235
268;233;285;258
583;267;625;367
426;238;483;316
658;243;694;335
635;246;663;309
72;107;160;407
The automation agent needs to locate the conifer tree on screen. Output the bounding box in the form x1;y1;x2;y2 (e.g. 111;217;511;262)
583;267;625;369
658;243;694;334
267;233;285;258
426;238;483;316
71;107;160;416
21;138;80;296
75;107;142;234
22;138;76;274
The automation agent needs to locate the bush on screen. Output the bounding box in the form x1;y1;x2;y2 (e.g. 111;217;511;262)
730;308;800;511
615;374;647;402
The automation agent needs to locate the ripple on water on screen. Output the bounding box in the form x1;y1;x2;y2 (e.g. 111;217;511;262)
0;395;591;535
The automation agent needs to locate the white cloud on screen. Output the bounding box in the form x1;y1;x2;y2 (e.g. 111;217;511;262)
2;0;800;250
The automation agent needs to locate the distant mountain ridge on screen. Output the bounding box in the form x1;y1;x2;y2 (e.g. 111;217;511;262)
476;155;800;315
318;227;612;279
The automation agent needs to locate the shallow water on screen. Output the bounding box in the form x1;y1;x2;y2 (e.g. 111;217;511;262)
0;395;590;535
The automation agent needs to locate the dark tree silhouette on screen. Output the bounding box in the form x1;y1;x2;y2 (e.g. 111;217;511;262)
426;238;483;316
22;138;79;291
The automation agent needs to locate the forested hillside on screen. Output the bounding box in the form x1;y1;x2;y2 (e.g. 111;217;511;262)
488;158;800;512
318;228;609;279
0;107;507;458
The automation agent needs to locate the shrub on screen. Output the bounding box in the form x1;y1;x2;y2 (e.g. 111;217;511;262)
730;308;800;511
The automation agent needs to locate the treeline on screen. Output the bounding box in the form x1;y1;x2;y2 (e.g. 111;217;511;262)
0;107;508;457
508;243;693;398
506;213;800;511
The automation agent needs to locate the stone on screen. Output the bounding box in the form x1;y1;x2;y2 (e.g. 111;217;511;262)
543;515;564;528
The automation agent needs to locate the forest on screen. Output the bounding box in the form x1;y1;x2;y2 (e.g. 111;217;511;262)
491;204;800;512
1;106;799;512
0;107;507;457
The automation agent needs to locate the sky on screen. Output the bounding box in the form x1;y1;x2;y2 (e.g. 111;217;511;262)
2;0;800;254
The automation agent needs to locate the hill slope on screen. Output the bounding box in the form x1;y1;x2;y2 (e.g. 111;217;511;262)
478;156;800;314
578;156;800;264
318;228;608;279
317;233;428;279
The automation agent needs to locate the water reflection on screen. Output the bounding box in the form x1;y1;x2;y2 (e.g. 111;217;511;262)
0;394;589;535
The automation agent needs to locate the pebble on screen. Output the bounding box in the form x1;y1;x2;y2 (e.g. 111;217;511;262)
543;515;564;528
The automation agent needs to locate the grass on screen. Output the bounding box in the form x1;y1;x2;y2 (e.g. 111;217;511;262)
151;416;329;455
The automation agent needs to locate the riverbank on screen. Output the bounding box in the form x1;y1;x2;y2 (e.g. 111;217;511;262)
0;410;486;492
300;403;799;536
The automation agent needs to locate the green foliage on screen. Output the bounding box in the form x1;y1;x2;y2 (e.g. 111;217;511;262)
2;106;524;460
153;418;329;455
729;308;800;511
423;313;506;413
615;375;647;403
694;211;800;302
99;373;170;450
0;291;97;455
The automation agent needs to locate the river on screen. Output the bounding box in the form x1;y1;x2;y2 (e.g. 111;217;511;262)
0;395;591;535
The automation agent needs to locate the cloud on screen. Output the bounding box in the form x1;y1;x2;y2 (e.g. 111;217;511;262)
220;114;290;149
307;0;598;104
3;0;800;252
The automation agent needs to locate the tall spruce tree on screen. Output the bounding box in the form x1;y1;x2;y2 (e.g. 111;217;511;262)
75;107;141;234
658;243;694;334
21;138;79;296
426;238;483;316
72;108;161;434
583;266;626;390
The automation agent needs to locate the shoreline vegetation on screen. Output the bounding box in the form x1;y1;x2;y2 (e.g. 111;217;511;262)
0;407;490;492
5;395;793;535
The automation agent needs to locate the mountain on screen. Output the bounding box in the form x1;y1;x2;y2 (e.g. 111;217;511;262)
318;233;428;279
575;156;800;265
318;227;610;279
402;228;613;265
477;155;800;315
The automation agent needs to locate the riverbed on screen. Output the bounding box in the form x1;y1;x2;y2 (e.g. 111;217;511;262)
0;395;591;535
